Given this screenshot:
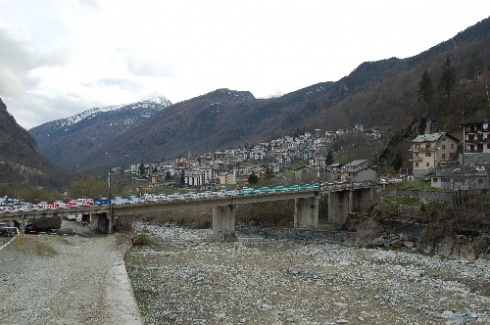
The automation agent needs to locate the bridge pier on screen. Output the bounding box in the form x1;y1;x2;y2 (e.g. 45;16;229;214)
349;187;374;215
328;191;349;225
328;187;374;225
294;197;319;228
81;213;91;225
212;205;236;241
95;212;112;234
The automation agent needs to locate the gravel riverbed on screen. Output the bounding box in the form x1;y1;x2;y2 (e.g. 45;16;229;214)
127;222;490;325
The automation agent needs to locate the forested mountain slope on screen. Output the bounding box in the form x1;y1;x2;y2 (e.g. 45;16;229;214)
0;98;69;189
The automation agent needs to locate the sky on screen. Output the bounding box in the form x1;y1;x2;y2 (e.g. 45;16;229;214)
1;1;489;130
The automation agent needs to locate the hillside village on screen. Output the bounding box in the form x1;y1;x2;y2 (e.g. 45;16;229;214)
126;125;379;189
126;119;490;192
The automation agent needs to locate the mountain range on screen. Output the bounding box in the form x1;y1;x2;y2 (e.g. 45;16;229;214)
3;16;490;185
29;96;172;172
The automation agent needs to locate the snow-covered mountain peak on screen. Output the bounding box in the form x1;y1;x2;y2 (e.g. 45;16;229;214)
139;93;172;106
31;96;173;131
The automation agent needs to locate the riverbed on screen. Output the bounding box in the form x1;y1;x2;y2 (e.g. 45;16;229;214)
126;222;490;324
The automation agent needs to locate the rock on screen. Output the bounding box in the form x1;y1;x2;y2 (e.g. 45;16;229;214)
399;233;408;241
390;239;404;249
435;236;481;261
472;236;490;259
436;236;454;258
350;218;384;247
383;236;391;247
459;242;478;262
371;236;384;247
422;244;434;254
404;241;415;248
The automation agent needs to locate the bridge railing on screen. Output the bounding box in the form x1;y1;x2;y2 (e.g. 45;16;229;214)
0;181;375;217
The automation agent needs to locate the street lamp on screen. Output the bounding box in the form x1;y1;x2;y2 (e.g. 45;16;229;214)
106;152;113;216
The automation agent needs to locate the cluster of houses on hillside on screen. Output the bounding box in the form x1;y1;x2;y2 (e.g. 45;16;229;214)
127;120;490;191
128;126;382;188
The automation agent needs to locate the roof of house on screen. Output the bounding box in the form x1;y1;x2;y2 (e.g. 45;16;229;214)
411;132;460;144
345;159;368;167
411;132;444;143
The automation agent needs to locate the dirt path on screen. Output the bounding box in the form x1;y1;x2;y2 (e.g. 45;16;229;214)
0;220;141;325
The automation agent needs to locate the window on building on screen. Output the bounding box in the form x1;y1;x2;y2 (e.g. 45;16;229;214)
415;162;419;167
451;143;455;149
425;152;431;157
425;143;430;148
442;153;446;159
426;162;430;167
442;144;446;150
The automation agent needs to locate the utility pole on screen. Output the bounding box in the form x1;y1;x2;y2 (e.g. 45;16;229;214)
106;152;113;218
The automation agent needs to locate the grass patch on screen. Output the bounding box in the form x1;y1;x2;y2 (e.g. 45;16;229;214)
131;232;155;247
396;180;433;191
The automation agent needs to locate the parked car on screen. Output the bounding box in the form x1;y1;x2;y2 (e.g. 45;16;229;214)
0;226;19;237
64;214;77;221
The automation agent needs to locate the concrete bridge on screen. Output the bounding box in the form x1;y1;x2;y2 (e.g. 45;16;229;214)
2;182;374;240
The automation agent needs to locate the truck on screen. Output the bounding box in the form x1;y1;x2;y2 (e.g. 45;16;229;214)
24;215;62;232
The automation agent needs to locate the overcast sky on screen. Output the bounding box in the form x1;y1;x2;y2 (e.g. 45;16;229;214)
1;0;489;130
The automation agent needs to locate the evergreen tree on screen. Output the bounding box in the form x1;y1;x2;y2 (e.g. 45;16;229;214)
417;69;434;104
391;152;403;171
465;52;484;80
326;151;334;165
440;57;457;97
165;170;172;181
138;163;146;177
179;170;185;187
247;172;259;185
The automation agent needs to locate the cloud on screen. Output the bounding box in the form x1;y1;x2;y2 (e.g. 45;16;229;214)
126;58;175;77
3;91;92;130
0;25;71;96
78;0;99;9
0;27;38;97
90;78;143;92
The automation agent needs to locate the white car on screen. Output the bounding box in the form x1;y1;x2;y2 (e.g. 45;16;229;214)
65;214;77;221
183;193;198;199
167;194;184;200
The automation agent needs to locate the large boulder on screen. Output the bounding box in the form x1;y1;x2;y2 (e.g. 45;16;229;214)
435;235;486;262
346;218;384;247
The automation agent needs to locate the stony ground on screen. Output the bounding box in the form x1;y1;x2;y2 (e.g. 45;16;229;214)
2;221;490;325
127;222;490;325
0;220;141;325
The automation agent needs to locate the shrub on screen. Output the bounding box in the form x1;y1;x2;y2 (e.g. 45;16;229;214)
131;233;154;247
